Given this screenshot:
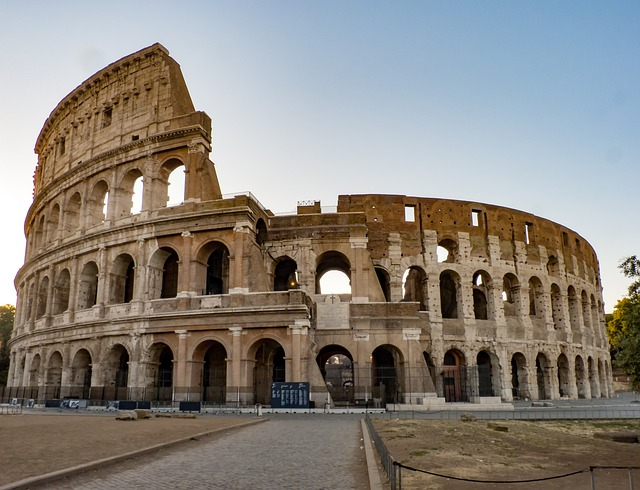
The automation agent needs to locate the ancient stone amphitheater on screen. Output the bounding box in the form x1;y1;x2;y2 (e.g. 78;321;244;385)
7;44;612;408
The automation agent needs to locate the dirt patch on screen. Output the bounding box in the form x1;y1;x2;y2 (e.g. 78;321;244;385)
0;411;257;487
373;419;640;489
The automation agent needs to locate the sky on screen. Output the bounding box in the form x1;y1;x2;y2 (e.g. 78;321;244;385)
0;1;638;312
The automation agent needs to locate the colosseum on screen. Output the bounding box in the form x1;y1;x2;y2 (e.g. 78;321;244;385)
7;44;612;409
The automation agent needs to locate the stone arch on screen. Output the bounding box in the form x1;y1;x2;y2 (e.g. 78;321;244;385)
29;353;41;388
249;338;286;405
196;241;230;295
472;270;493;320
110;253;135;304
528;276;544;317
70;348;92;399
116;168;144;217
372;344;404;405
598;358;607;397
590;294;599;333
147;343;174;401
510;352;530;400
274;256;298;291
440;270;461;319
567;286;581;334
193;340;228;404
437;238;457;263
87;179;109;227
557;353;570;398
255;218;268;246
477;350;499;397
166;164;186;206
45;351;63;398
581;290;591;330
402;266;427;310
575;355;587;398
103;344;130;399
316;345;354;404
375;266;391;302
316;251;351;295
47;203;61;242
547;255;559;275
536;352;551;400
502;273;520;317
588;356;599;399
36;276;49;319
64;192;82;235
77;261;99;309
34;214;46;251
550;283;563;330
52;269;71;315
443;349;467;402
147;247;179;299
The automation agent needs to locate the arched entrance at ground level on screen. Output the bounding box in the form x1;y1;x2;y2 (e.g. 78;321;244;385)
103;345;129;400
70;349;92;399
477;351;494;397
372;345;403;405
202;342;227;404
153;345;174;401
588;357;599;399
575;355;587;399
316;345;354;405
510;353;531;400
45;351;63;399
252;339;285;405
443;350;467;402
536;353;551;400
598;359;607;397
557;354;570;398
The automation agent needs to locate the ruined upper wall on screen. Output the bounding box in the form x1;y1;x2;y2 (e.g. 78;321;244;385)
32;43;208;197
336;194;599;275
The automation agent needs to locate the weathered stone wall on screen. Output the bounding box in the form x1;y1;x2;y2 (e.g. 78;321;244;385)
7;44;612;408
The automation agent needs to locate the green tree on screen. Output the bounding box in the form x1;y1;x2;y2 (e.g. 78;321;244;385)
607;256;640;390
0;304;15;386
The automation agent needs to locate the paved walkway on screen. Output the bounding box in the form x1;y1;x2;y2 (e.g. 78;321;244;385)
43;414;370;490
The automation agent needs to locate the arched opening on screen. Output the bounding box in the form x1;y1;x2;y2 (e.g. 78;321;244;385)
274;257;298;291
557;353;570;398
550;284;563;330
536;353;550;400
477;351;494;397
598;359;607;397
70;349;92;399
575;355;587;399
547;255;559;275
110;254;135;304
52;269;71;315
150;344;174;402
77;262;99;309
161;250;179;298
167;165;186;206
45;351;63;399
316;251;351;295
472;271;492;320
510;352;530;400
375;267;391;302
402;266;427;310
443;349;467;402
440;270;459;319
131;174;144;214
502;273;520;317
64;192;82;235
202;342;227;404
48;203;61;242
437;239;457;263
104;345;129;400
252;339;285;405
36;276;49;319
567;286;581;334
316;345;354;405
588;357;598;399
206;244;229;295
29;354;41;389
256;219;268;246
581;290;591;330
88;180;109;227
372;345;403;405
528;276;544;317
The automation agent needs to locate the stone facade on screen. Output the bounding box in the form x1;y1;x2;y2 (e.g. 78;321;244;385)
8;44;612;407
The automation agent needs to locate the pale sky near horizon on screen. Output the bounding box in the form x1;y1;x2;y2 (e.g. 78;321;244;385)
0;1;638;312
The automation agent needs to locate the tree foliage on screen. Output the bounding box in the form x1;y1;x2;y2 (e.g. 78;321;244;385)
607;256;640;390
0;304;15;386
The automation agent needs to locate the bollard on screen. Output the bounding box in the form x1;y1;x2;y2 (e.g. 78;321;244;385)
256;403;262;417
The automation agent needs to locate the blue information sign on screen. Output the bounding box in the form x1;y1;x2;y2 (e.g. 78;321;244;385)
271;382;310;408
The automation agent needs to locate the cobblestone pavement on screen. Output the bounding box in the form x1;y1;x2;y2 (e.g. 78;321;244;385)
45;414;370;490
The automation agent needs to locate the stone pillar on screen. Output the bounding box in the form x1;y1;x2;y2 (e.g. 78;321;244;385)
95;245;108;312
230;222;250;293
179;231;194;294
288;320;309;382
350;236;369;303
228;327;243;403
174;330;189;401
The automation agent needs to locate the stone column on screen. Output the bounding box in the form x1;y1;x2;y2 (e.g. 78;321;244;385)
350;236;369;303
228;327;243;403
179;231;194;294
231;222;250;293
174;330;189;401
288;321;309;382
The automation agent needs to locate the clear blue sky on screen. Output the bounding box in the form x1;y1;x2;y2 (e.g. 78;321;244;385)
0;1;638;311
